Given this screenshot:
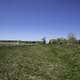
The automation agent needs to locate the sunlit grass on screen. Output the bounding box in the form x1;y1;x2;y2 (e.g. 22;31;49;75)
0;45;80;80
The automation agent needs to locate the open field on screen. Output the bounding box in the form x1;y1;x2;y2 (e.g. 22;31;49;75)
0;44;80;80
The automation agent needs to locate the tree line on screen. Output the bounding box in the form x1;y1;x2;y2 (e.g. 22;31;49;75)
0;32;80;45
42;32;80;45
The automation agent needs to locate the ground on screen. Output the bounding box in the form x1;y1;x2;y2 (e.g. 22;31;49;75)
0;44;80;80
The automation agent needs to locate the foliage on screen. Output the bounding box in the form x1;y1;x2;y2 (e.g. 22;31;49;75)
42;37;46;44
67;32;77;44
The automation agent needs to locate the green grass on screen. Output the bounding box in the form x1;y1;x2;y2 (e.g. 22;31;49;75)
0;44;80;80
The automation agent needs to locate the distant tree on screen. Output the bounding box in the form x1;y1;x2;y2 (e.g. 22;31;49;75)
49;39;57;44
42;37;46;44
67;32;77;44
49;38;67;45
56;38;67;45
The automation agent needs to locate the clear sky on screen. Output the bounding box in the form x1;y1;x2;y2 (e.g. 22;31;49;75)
0;0;80;41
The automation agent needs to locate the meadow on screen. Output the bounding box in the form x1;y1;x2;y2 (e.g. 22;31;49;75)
0;44;80;80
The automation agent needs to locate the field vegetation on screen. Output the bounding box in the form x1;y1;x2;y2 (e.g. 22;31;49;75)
0;44;80;80
0;32;80;80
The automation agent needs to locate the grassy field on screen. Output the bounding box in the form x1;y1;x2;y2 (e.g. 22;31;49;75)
0;44;80;80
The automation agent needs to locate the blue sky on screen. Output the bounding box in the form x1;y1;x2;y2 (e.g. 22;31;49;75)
0;0;80;40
